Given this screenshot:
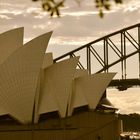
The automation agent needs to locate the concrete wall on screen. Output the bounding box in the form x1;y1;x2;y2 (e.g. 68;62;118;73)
0;111;122;140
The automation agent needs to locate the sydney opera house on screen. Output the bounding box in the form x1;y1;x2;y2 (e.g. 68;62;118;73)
0;28;122;140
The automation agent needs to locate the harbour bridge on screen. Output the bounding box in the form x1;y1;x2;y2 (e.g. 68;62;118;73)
54;23;140;91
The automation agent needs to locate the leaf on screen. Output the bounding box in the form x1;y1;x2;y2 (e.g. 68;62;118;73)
56;9;60;17
99;9;104;18
33;0;124;18
50;9;54;16
104;3;110;10
115;0;123;4
57;1;64;7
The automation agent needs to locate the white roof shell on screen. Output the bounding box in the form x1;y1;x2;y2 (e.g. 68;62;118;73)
38;57;79;118
0;31;52;124
0;27;23;65
42;53;53;69
0;28;116;124
68;73;115;116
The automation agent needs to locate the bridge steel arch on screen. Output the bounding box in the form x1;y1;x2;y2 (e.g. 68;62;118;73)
54;23;140;90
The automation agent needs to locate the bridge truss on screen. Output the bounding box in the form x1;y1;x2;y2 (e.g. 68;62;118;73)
54;23;140;90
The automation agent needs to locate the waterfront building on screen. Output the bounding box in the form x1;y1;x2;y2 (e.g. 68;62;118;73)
0;28;122;140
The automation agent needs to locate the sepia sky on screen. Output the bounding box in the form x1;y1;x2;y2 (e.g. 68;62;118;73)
0;0;140;114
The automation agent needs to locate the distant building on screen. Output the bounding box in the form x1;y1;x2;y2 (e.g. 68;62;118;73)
0;28;123;140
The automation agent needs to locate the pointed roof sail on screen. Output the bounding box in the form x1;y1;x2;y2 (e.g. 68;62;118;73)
0;27;23;65
34;72;42;124
68;73;115;116
0;31;52;124
86;73;116;109
42;53;53;69
74;69;88;78
0;28;118;124
34;53;53;123
38;57;79;119
68;69;89;116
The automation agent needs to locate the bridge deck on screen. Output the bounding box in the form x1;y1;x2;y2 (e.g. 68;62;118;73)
109;79;140;90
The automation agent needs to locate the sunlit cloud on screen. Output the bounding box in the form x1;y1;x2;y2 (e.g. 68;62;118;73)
33;25;46;30
51;36;96;46
26;7;41;14
0;2;26;8
33;13;48;19
0;2;42;18
62;11;99;17
122;0;140;12
0;14;12;19
61;5;117;17
0;9;22;15
25;7;48;19
33;21;61;30
107;88;140;114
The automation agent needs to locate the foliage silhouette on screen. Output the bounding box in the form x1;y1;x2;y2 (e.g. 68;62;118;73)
32;0;123;17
